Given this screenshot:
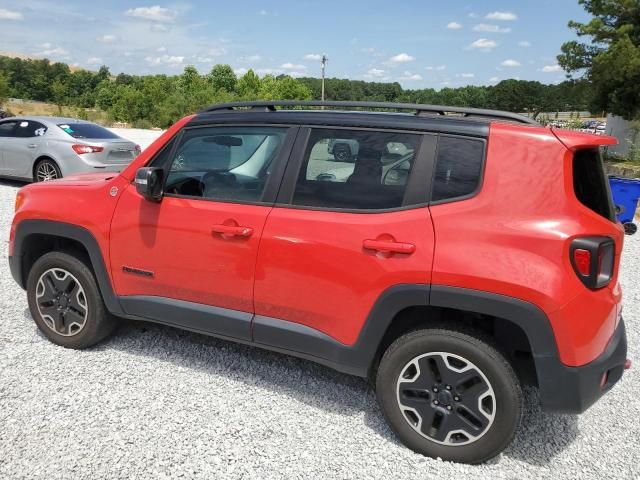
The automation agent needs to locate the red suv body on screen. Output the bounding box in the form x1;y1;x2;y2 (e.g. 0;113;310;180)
9;102;628;463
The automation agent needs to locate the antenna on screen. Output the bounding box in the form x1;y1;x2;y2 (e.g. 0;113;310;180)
320;54;328;103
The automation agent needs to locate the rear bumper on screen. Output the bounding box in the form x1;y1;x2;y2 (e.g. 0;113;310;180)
537;318;628;413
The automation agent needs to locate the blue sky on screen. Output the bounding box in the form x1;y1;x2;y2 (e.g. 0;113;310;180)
0;1;591;88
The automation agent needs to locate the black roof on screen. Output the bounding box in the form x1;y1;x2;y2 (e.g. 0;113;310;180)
190;100;539;137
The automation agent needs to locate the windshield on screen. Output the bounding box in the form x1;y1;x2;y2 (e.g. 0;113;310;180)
57;123;119;139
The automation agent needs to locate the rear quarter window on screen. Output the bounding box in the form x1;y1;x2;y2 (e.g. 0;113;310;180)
431;136;485;202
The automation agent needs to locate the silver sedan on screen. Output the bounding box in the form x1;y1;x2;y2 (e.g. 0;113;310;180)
0;116;140;182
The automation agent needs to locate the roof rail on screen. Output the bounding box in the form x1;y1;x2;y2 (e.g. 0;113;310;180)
199;100;539;125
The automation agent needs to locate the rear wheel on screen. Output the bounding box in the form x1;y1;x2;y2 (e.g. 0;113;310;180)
34;158;62;182
376;328;522;464
27;251;117;349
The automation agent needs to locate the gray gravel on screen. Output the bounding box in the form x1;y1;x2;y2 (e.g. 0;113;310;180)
0;178;638;480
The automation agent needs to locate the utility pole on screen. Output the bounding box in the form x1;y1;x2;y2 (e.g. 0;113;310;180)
321;54;328;102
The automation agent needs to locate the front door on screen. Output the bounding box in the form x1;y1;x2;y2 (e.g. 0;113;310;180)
253;127;437;346
4;120;47;178
109;124;296;340
0;120;18;175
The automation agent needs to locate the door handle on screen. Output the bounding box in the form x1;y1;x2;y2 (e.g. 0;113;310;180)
28;144;37;149
363;239;415;254
212;224;254;238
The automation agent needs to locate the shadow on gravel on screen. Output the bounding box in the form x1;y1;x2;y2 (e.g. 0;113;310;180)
500;388;579;466
23;309;579;463
0;178;29;188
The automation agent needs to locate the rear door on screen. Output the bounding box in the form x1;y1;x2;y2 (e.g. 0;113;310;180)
253;127;437;346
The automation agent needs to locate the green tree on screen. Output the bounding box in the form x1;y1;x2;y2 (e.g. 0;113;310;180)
0;73;10;107
208;64;237;93
51;79;68;114
237;69;261;98
558;0;640;119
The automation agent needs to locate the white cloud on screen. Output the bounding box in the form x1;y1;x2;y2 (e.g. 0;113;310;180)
280;62;306;70
157;46;167;52
259;9;267;15
125;6;176;22
467;38;497;52
0;8;23;20
447;22;462;30
486;11;518;21
36;43;69;57
150;23;169;32
304;53;322;61
234;67;249;76
86;57;103;65
145;54;185;67
501;59;521;67
388;53;415;63
518;40;531;47
541;64;562;72
459;73;475;78
473;23;511;33
239;54;261;62
489;76;500;82
365;68;385;78
97;34;117;43
468;13;478;18
426;65;446;71
399;71;422;81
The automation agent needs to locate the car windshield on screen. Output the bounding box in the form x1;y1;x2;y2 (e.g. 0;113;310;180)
57;123;119;139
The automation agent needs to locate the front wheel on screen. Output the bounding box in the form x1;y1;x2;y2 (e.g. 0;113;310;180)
376;328;522;464
27;251;117;349
34;158;62;182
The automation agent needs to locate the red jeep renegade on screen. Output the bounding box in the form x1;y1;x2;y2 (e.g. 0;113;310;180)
9;101;629;463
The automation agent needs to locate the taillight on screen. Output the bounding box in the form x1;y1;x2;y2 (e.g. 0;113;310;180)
570;237;615;289
72;144;104;155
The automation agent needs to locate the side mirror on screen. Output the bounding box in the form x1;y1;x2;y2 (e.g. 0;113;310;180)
135;167;164;202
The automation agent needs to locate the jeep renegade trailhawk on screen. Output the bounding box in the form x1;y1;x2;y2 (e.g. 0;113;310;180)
9;101;629;464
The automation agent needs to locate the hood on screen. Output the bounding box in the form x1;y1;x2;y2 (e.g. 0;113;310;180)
44;172;118;186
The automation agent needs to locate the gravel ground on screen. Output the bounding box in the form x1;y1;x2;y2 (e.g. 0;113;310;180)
0;179;638;480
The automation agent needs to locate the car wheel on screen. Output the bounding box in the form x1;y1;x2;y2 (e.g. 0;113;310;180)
34;158;62;182
333;144;352;162
376;328;522;464
26;251;117;349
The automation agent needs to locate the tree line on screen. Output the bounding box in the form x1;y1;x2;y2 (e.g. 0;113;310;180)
0;54;593;128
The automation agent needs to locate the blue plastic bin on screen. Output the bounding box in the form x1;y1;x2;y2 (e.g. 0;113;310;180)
609;176;640;224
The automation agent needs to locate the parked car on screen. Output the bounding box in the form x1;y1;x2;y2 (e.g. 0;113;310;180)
9;101;629;464
0;116;141;182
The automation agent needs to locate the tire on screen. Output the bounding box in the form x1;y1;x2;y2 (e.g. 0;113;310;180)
376;328;522;464
34;158;62;182
26;251;117;349
333;143;352;162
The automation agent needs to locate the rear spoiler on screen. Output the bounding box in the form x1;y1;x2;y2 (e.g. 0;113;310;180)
552;128;618;151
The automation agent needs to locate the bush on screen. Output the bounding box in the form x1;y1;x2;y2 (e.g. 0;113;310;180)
132;119;154;129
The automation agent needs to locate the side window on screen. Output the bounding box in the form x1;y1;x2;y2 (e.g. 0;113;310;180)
292;129;420;210
432;136;485;202
0;121;17;137
162;126;288;203
15;121;47;138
